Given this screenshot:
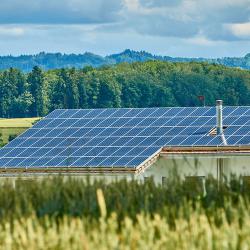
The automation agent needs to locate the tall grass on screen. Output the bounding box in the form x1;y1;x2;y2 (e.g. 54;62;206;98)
0;175;249;249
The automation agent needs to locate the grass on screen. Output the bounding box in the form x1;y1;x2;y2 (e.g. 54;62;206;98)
0;176;248;249
0;117;39;144
0;118;39;128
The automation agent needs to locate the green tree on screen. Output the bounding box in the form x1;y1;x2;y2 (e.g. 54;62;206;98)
97;74;121;108
11;91;34;118
65;68;79;109
28;66;46;117
50;68;80;109
77;75;88;108
0;70;17;117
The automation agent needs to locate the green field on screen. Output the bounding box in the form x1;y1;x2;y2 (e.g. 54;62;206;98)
0;118;39;144
0;176;248;249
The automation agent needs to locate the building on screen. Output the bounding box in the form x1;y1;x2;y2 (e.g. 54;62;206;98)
0;101;249;184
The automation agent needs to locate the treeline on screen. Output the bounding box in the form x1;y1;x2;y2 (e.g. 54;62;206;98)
1;50;250;72
0;61;250;118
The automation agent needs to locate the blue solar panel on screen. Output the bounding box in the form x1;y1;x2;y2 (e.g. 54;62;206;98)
71;138;89;147
70;147;91;157
70;109;91;118
17;157;37;167
177;107;197;116
111;108;131;117
165;117;183;126
237;136;250;145
203;107;216;116
227;136;243;145
151;127;172;136
5;138;26;148
190;107;210;116
31;148;52;157
232;116;250;125
45;148;65;157
123;118;142;127
162;107;182;116
45;109;66;119
112;147;134;157
99;147;122;156
5;148;24;157
19;129;38;138
222;106;236;116
128;157;148;167
181;136;201;145
33;119;52;128
99;157;120;166
0;106;249;170
70;157;93;167
193;136;213;145
57;110;78;118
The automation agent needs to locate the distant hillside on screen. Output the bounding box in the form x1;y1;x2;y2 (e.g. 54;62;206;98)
0;49;250;71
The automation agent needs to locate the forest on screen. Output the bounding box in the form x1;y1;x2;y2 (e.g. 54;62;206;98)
0;60;250;118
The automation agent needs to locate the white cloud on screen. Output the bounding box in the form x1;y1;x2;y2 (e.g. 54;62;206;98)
123;0;140;11
0;26;25;37
0;0;249;42
186;36;216;46
117;0;250;41
228;22;250;39
0;0;249;57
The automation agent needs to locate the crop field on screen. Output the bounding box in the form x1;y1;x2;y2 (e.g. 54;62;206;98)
0;118;39;144
0;176;249;249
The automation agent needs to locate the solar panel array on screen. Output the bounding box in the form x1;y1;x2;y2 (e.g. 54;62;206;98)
0;106;249;169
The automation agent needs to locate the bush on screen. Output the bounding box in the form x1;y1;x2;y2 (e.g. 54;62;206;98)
8;134;17;142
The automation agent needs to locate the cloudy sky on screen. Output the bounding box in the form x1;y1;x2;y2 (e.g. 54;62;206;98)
0;0;249;57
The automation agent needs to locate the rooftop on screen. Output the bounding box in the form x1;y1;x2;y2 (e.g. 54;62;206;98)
0;106;249;173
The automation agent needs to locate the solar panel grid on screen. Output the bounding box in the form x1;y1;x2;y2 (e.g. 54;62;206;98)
0;106;250;169
78;108;162;167
224;107;250;145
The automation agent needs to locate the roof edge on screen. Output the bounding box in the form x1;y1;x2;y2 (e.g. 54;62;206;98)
161;145;250;154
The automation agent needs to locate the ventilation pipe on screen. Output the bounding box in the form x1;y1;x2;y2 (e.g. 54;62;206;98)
216;100;227;145
216;100;223;135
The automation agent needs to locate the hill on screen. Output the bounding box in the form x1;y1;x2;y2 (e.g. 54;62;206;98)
0;50;250;71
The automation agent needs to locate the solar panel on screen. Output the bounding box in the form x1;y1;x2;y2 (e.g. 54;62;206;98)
0;106;250;169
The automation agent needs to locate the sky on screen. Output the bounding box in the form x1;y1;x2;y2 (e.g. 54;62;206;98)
0;0;249;58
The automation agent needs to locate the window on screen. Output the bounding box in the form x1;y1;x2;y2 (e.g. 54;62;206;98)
162;176;167;187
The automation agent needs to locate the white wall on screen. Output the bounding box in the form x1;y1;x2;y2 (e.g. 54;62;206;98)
141;154;250;184
0;154;249;185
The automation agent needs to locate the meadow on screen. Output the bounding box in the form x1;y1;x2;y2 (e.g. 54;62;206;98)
0;118;38;144
0;176;249;249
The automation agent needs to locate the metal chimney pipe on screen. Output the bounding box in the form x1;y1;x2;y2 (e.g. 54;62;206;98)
216;100;223;135
216;100;227;145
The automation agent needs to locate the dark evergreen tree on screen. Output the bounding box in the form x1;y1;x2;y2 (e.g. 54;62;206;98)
65;68;79;109
0;70;18;117
50;69;67;110
77;75;88;108
27;66;46;117
97;74;121;108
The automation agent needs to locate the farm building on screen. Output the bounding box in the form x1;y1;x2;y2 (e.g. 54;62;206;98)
0;100;249;184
